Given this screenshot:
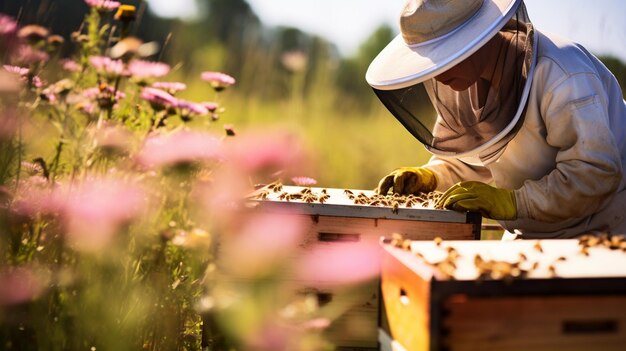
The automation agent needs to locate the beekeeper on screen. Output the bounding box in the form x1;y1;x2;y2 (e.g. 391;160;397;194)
367;0;626;238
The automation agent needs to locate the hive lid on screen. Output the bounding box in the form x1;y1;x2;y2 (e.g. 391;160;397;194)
249;185;474;223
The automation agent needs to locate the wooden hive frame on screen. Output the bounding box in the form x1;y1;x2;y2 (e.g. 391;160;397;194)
379;239;626;351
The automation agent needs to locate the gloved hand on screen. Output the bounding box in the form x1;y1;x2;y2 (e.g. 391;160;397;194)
376;167;438;195
435;181;517;220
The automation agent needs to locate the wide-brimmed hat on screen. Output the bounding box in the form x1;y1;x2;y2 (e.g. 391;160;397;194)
367;0;522;90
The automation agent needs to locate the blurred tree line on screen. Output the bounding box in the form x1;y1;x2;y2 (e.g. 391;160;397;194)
1;0;396;111
2;0;624;112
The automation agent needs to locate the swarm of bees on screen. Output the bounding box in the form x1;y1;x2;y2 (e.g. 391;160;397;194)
382;234;626;281
252;181;444;214
578;233;626;253
343;189;443;212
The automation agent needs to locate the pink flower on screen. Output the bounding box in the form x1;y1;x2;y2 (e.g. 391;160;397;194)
58;177;146;251
136;130;223;169
221;213;306;278
224;130;304;174
200;71;236;91
3;64;28;76
12;45;49;65
92;123;133;154
294;241;381;288
201;101;218;112
89;56;124;76
291;176;317;186
83;85;125;108
152;81;186;94
127;60;170;80
85;0;121;11
0;15;18;54
0;267;47;306
17;25;49;43
140;87;178;111
61;59;81;73
177;99;209;117
3;64;42;88
11;176;58;217
0;14;17;35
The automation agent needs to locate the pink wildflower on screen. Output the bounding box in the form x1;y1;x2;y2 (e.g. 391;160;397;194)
11;176;58;217
12;45;49;65
294;241;381;288
89;56;124;76
152;81;186;94
3;64;43;89
17;25;49;43
140;87;178;111
201;101;218;112
136;130;222;169
92;123;133;154
85;0;121;11
177;99;209;118
60;59;81;72
3;64;28;76
200;71;236;91
291;176;317;186
83;85;125;108
127;60;170;80
221;213;306;278
0;14;17;35
0;267;47;306
58;177;146;252
224;130;304;174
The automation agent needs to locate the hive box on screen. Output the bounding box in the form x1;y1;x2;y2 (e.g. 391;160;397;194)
250;186;481;349
379;238;626;351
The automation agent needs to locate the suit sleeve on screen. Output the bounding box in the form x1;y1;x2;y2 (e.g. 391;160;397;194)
514;72;622;222
424;156;493;191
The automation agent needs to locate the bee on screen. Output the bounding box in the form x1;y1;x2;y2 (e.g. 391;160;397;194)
318;194;330;204
343;189;354;196
300;187;312;195
447;247;460;260
531;261;540;271
256;190;269;200
303;194;316;203
556;256;567;262
321;189;328;195
278;192;290;200
369;200;382;206
401;239;412;251
434;236;443;246
288;193;303;201
519;252;528;262
390;233;404;248
579;246;590;257
548;264;557;277
268;180;283;192
391;201;400;214
533;241;543;253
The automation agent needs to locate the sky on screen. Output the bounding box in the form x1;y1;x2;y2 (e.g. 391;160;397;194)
148;0;626;61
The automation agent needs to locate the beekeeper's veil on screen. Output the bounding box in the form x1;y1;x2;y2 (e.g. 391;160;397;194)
366;0;536;166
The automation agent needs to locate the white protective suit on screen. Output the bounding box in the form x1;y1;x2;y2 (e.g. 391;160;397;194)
424;30;626;238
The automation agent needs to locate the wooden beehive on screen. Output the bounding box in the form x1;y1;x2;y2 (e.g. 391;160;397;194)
249;185;481;349
379;236;626;351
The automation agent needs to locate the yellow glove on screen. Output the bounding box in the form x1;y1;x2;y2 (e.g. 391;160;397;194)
376;167;438;195
435;181;517;220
